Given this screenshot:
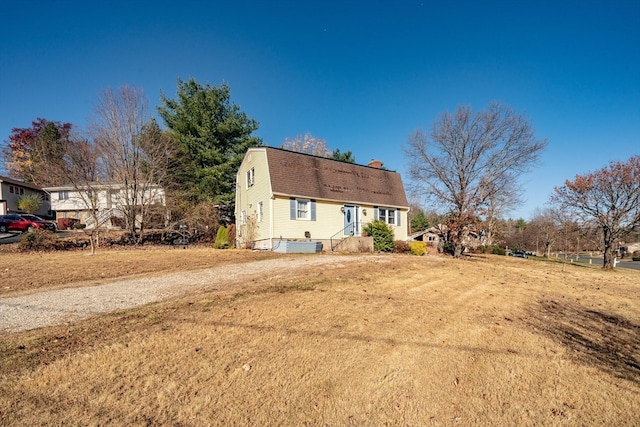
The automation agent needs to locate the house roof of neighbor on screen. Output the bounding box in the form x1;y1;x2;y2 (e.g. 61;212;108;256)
0;175;48;192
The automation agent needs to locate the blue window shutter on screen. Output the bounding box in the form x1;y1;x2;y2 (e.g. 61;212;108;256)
396;209;401;226
290;198;296;220
310;200;316;221
374;207;379;220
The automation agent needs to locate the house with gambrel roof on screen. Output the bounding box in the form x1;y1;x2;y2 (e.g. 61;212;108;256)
235;147;409;251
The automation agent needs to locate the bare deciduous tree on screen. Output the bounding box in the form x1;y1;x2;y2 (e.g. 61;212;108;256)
281;133;330;157
45;133;104;253
551;155;640;269
481;186;522;248
406;102;548;257
91;86;172;243
527;208;558;257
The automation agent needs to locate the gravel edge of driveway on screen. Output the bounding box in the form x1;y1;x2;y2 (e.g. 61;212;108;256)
0;254;388;333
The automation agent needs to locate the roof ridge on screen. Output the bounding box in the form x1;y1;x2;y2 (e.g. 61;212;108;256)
261;145;397;173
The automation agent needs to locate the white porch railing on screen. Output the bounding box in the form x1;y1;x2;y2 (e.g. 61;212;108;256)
85;208;116;229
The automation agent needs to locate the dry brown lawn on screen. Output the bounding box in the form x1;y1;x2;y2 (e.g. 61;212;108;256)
0;246;282;297
1;248;639;426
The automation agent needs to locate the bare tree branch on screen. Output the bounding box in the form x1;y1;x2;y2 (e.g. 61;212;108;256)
406;102;547;257
551;155;640;269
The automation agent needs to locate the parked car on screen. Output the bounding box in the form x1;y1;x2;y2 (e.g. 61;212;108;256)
0;214;57;232
508;250;528;258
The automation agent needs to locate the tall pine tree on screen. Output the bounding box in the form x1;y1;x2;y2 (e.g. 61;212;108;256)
158;78;262;208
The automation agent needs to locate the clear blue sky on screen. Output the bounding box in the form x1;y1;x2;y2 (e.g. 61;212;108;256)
1;0;638;219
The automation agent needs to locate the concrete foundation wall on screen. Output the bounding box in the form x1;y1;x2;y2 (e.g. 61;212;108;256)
331;236;373;253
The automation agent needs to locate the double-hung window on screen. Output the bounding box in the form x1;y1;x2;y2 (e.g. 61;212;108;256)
246;168;255;188
58;190;69;200
297;200;309;220
290;198;316;221
376;207;400;226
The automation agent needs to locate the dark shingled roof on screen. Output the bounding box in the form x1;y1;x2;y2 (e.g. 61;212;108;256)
264;147;408;208
0;175;48;192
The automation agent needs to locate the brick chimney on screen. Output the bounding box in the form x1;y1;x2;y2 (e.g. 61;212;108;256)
368;159;383;169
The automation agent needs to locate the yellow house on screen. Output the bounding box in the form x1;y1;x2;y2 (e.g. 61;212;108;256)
235;147;409;251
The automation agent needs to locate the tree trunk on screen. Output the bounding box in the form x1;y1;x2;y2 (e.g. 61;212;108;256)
602;227;614;270
452;232;465;257
453;243;464;258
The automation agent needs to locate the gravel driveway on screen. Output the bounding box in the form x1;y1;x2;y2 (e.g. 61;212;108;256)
0;255;383;334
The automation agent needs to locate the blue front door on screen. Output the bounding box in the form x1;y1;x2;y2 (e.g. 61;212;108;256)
344;205;356;236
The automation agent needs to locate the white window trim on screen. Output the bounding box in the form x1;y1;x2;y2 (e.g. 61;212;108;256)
378;207;398;226
246;168;255;188
297;199;310;220
257;201;263;223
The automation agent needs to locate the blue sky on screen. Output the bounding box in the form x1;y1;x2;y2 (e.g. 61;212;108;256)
1;0;638;219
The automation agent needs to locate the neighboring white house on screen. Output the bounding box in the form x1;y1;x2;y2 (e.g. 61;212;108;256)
0;175;52;217
235;147;409;251
43;182;166;229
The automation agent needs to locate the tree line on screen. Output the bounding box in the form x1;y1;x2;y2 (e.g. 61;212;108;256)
2;79;265;244
3;80;638;267
404;102;639;269
2;78;359;245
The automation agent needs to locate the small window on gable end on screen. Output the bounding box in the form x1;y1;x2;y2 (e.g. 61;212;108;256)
246;167;255;188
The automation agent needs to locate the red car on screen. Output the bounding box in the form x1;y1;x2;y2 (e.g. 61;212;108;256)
0;214;57;233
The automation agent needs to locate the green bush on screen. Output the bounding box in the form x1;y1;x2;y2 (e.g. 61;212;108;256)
74;223;87;229
214;225;230;249
409;241;427;256
227;224;236;248
362;220;394;252
492;245;506;256
393;240;411;254
442;242;455;256
633;251;640;261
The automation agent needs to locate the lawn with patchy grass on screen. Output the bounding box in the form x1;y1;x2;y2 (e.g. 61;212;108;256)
1;250;638;426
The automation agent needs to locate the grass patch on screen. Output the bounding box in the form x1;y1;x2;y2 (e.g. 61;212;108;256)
0;252;638;425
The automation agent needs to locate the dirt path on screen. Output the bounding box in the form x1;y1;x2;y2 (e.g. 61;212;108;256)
0;254;388;334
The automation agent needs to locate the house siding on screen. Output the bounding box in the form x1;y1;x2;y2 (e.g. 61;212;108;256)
271;198;408;243
44;184;166;226
0;178;51;217
235;150;273;247
272;197;346;241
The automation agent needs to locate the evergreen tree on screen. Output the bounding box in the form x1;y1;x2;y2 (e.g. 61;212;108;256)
410;210;430;232
330;148;355;163
158;78;262;207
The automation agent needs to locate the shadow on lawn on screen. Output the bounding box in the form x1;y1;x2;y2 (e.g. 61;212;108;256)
531;299;640;385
